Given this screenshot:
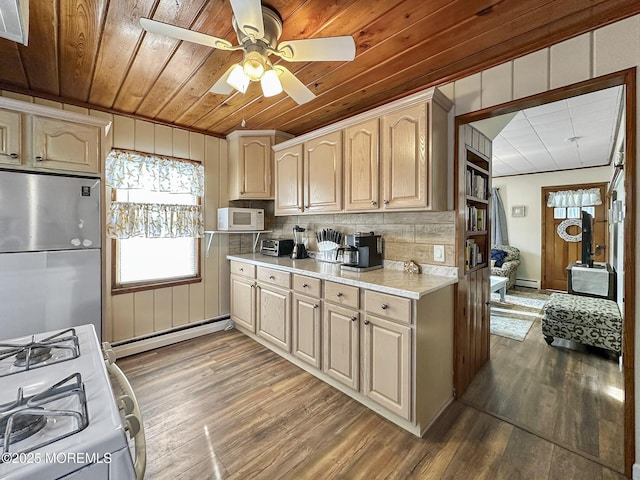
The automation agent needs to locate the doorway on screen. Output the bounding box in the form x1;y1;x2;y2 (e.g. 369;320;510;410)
454;69;635;476
541;182;609;291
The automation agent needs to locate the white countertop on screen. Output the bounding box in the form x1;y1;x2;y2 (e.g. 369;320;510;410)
226;253;458;299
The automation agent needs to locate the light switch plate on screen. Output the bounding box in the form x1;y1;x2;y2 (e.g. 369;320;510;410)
434;245;445;262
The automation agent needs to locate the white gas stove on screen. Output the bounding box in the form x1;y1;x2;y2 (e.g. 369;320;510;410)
0;325;144;479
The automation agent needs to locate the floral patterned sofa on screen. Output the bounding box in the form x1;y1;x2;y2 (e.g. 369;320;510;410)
541;293;622;355
490;244;520;290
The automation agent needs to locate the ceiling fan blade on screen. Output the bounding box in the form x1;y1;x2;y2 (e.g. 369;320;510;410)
274;66;316;105
230;0;264;40
140;17;234;50
209;64;240;95
276;36;356;62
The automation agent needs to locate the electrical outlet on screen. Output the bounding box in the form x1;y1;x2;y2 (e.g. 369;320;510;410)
434;245;445;262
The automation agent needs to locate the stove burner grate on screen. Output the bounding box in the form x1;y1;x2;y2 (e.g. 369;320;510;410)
0;328;80;377
0;414;47;444
14;347;53;367
0;373;89;459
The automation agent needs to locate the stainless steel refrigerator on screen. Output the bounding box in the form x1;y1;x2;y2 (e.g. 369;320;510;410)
0;169;101;339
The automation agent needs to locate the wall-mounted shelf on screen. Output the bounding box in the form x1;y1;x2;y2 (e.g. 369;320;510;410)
204;230;273;256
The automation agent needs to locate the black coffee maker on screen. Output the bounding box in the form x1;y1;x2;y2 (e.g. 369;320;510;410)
342;232;382;271
291;225;309;259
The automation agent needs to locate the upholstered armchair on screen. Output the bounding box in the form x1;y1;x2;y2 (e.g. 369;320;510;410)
491;244;521;290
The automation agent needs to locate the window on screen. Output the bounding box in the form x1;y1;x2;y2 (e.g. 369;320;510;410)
106;150;204;292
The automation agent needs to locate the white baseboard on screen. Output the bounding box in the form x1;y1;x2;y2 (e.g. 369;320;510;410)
515;278;540;289
112;317;234;358
633;462;640;480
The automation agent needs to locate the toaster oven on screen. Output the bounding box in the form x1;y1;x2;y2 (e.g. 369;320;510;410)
260;238;294;257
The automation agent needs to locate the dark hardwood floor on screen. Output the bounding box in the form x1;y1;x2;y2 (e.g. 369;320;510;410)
118;328;627;479
462;289;624;473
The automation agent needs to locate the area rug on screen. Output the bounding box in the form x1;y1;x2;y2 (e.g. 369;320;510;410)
490;287;550;341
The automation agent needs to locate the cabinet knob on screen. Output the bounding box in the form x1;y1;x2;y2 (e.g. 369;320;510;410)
363;319;370;325
351;316;357;322
336;292;343;297
1;153;18;159
35;156;44;162
380;303;388;310
239;267;244;272
383;199;389;205
304;205;309;209
313;304;319;309
269;275;275;280
302;283;309;288
371;200;377;206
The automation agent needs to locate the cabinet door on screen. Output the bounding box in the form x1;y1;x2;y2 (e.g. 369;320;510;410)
304;131;342;213
344;119;379;211
256;284;291;352
380;103;427;210
0;109;22;166
292;293;322;368
239;136;272;199
32;116;100;174
230;275;255;332
323;303;359;390
363;315;411;420
274;144;303;215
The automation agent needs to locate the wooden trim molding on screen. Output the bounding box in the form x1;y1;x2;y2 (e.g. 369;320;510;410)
454;67;636;477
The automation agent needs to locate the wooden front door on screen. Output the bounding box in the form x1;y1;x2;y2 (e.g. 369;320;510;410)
541;183;608;291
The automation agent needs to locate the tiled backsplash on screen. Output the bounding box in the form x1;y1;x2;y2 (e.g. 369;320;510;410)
226;201;456;267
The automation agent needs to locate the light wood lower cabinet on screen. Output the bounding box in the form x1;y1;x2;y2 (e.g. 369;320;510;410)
323;303;359;391
292;293;322;368
230;274;255;332
229;259;454;438
256;284;291;352
363;315;411;420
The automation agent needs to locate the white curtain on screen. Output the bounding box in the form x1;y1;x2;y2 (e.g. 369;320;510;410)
491;187;509;245
105;149;204;239
547;188;602;207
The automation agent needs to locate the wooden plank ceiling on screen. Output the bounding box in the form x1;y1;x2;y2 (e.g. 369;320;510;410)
1;0;639;138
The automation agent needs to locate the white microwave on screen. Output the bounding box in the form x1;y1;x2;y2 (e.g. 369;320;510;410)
217;207;264;231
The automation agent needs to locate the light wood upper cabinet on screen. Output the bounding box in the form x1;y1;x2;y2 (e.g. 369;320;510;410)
304;131;343;213
0;109;22;166
273;87;451;215
274;144;303;215
380;104;427;210
344;119;379;211
228;130;294;200
32;116;100;174
363;315;412;420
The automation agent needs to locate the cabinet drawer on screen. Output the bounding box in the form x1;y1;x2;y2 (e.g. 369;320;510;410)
324;281;359;309
230;261;255;279
365;290;412;324
257;266;291;289
293;274;321;298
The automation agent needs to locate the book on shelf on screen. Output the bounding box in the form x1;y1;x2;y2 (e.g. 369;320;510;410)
464;239;484;271
466;167;487;200
466;206;487;231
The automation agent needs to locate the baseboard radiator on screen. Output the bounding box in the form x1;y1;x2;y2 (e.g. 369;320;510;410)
112;315;234;358
515;278;541;289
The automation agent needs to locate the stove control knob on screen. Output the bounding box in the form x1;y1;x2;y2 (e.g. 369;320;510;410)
125;414;141;437
119;395;135;415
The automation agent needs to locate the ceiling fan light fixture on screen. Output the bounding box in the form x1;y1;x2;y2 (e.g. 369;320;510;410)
243;50;266;81
261;69;282;97
227;64;250;93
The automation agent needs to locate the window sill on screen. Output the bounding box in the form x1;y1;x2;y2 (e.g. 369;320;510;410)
112;276;202;295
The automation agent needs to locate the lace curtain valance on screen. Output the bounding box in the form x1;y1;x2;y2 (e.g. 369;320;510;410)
106;149;204;239
547;188;602;208
105;149;204;195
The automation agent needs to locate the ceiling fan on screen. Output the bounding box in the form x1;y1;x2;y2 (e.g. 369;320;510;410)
140;0;356;104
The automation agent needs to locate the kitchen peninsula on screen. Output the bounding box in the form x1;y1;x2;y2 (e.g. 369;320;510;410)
227;253;457;436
